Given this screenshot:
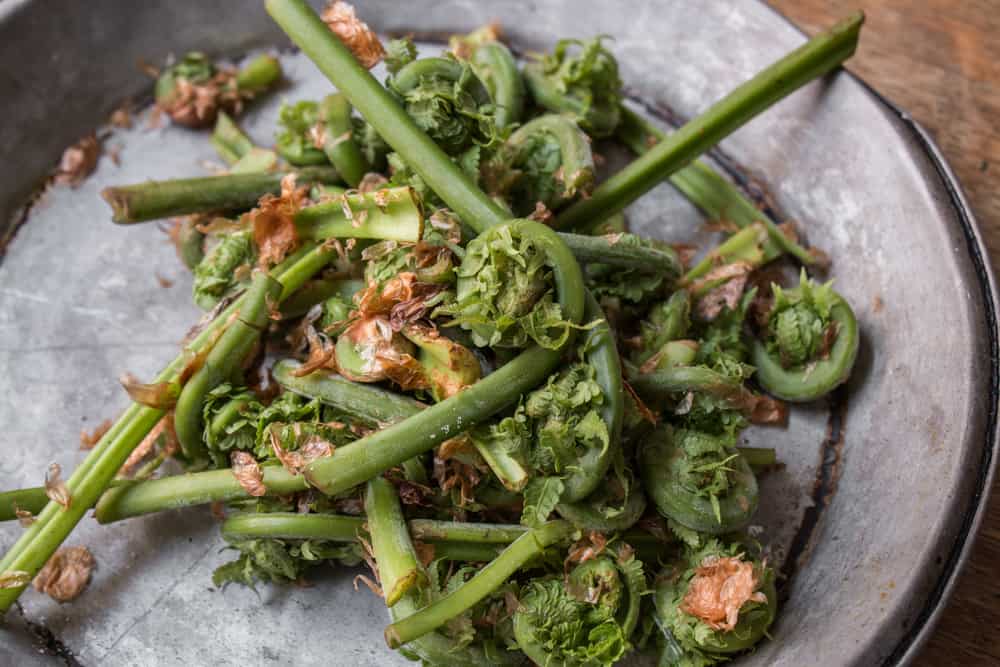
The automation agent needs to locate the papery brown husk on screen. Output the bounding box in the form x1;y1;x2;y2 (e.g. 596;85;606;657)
270;426;335;475
692;262;753;321
55;135;100;187
230;451;267;497
321;1;385;69
33;546;95;602
680;555;767;631
119;413;179;477
44;463;71;510
250;174;307;268
119;373;178;409
79;418;113;450
159;71;241;128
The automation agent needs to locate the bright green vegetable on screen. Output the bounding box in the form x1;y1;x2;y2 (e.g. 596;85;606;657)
155;52;282;128
437;220;579;350
555;469;647;533
276;100;329;165
173;217;206;270
639;425;758;534
101;167;341;223
320;93;370;186
367;476;426;606
388;57;497;157
274;360;426;425
492;114;595;215
633;291;692;365
523;36;623;138
174;272;282;462
294;186;424;242
470;42;524;129
615;107;821;267
385;520;575;649
554;12;864;229
234;54;283;96
751;270;859;402
212;111;255;165
367;470;524;665
472;293;621;522
512;542;646;667
191;229;255;310
653;539;776;664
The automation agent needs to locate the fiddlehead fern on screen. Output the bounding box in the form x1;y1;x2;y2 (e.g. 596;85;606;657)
436;219;581;350
201;385;356;469
388;57;498;157
449;26;525;129
212;532;363;590
485;114;595;217
750;270;859;402
192;229;256;309
523;37;623;138
155;52;282;128
653;538;776;664
632;291;692;366
512;542;646;667
470;43;525;129
579;233;680;306
555;466;647;533
174;271;283;462
470;292;621;517
638;425;757;535
276;100;331;166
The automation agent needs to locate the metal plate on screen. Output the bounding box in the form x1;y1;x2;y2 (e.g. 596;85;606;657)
0;1;996;666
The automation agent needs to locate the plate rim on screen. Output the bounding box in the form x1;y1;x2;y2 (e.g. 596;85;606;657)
762;6;1000;664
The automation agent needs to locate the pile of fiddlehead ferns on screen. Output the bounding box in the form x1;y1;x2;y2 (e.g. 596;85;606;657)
0;2;865;665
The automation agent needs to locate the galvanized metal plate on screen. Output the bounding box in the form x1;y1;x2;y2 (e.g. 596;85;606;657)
0;2;996;666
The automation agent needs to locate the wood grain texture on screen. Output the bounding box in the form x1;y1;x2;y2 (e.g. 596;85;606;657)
768;2;1000;665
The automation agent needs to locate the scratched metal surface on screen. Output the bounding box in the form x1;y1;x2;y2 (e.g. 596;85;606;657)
0;1;996;666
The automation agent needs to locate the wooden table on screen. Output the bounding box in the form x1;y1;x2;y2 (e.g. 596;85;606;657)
768;1;1000;664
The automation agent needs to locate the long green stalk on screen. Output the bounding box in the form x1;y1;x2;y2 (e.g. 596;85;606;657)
274;361;426;425
615;107;817;265
366;477;425;606
320;93;369;186
219;513;507;563
407;520;526;544
554;12;864;230
384;520;574;648
101;167;341;223
211;112;255;165
174;273;282;461
294;187;424;242
0;481;130;522
366;475;517;665
265;0;508;234
558;231;681;276
0;244;336;612
278;278;364;320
